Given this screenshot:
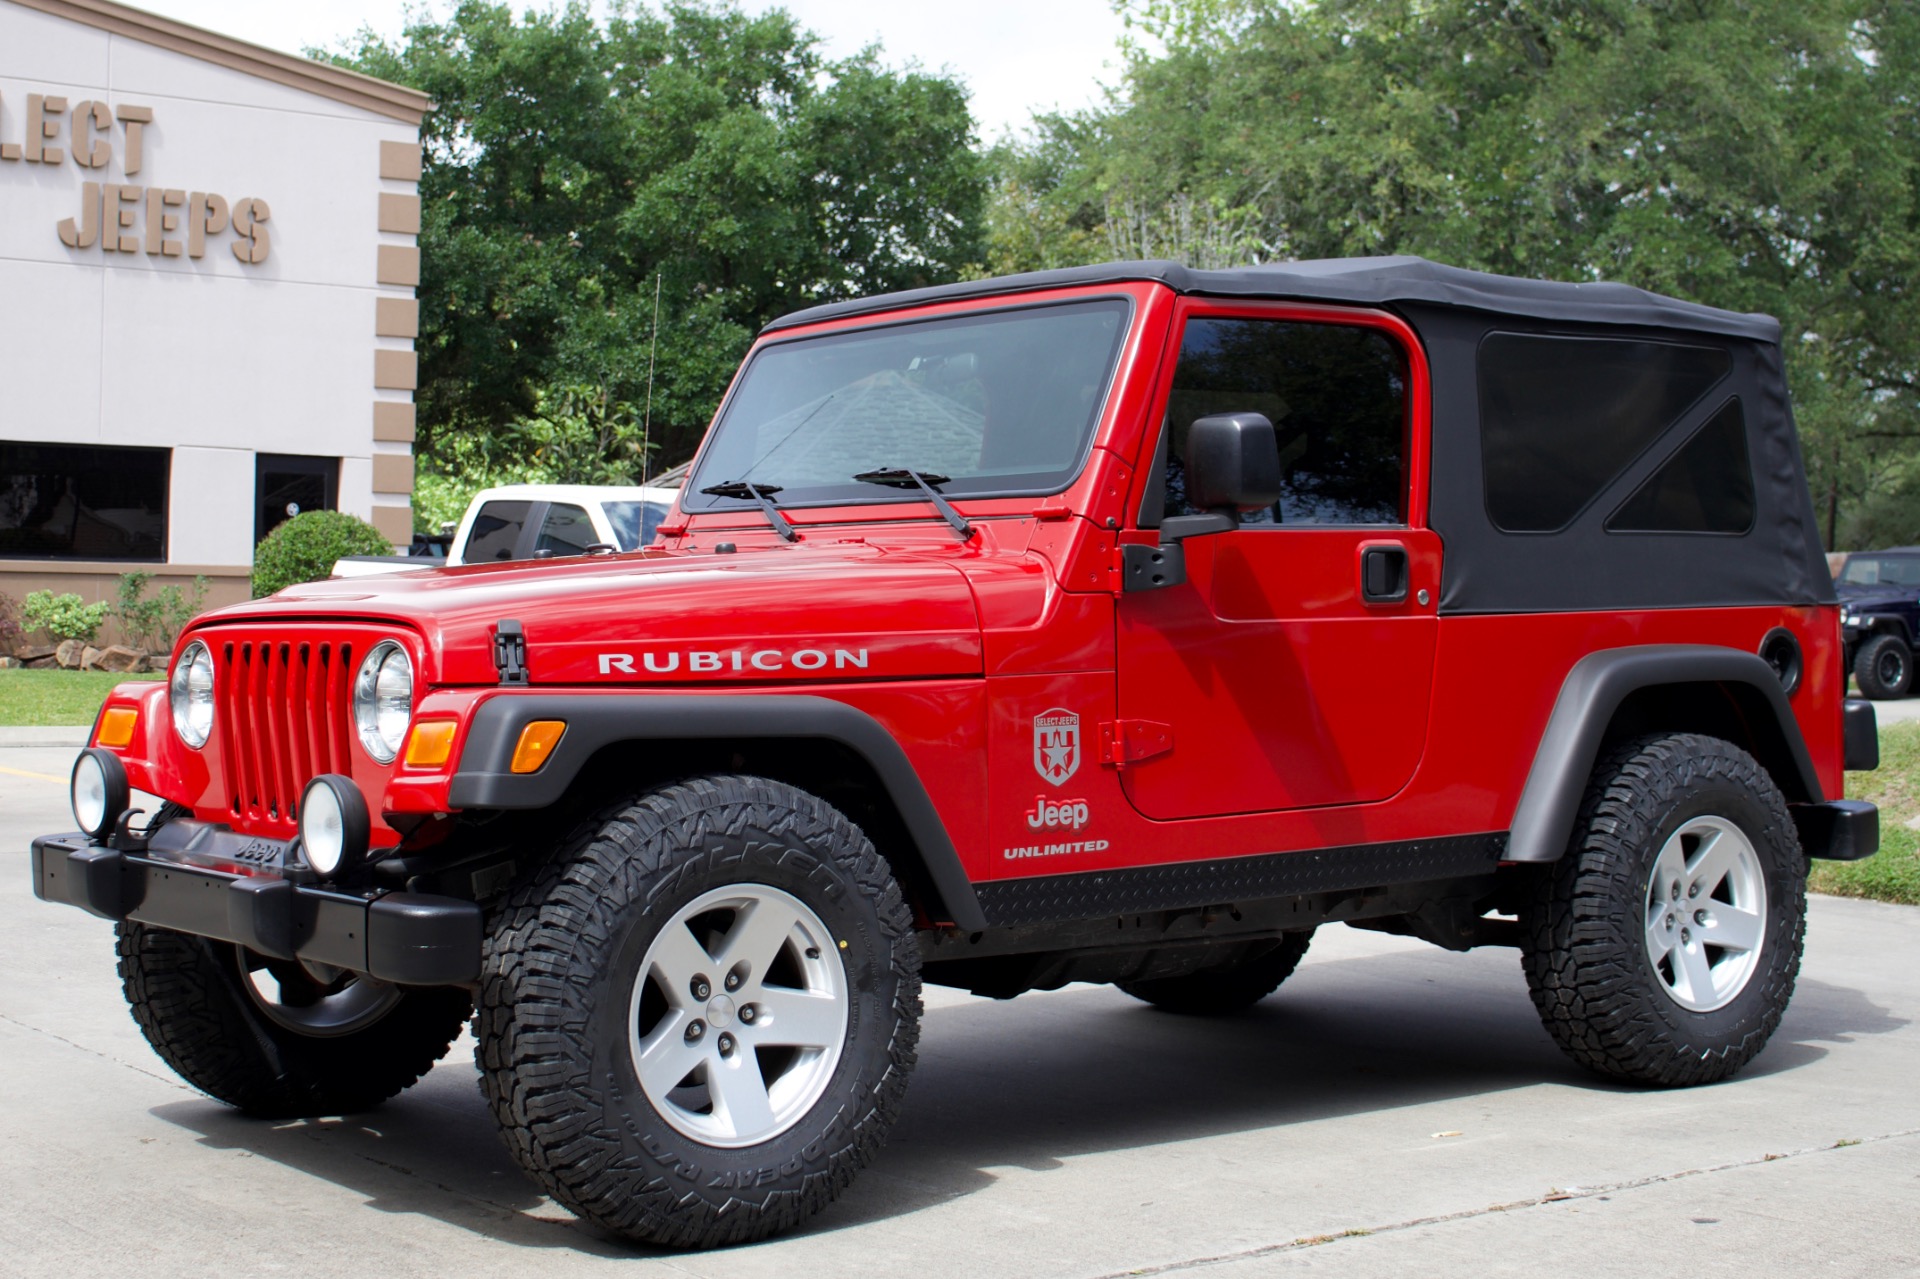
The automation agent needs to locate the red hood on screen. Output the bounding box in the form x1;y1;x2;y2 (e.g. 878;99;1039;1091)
190;542;986;686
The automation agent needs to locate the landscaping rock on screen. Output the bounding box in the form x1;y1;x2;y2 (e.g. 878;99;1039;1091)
54;640;86;669
96;646;144;674
80;646;104;670
0;656;16;668
17;644;55;664
23;656;55;669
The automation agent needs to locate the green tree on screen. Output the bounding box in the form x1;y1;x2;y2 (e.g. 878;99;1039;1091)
330;2;985;485
991;0;1920;546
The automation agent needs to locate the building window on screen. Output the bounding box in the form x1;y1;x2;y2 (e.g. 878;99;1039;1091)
0;442;169;560
255;454;339;543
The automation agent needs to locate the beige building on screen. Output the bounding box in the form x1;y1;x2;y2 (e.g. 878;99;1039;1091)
0;0;426;621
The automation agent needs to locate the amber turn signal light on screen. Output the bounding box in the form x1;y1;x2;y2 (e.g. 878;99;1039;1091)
403;720;458;768
95;707;138;749
510;720;566;773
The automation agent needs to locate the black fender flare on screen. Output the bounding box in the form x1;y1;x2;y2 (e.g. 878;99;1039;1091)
447;693;987;930
1505;645;1822;864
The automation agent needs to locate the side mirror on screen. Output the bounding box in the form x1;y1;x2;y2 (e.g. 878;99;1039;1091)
1187;412;1280;511
1157;412;1281;546
1125;411;1285;593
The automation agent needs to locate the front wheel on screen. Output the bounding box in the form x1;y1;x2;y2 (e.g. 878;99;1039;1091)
1520;733;1805;1087
478;775;921;1249
117;923;471;1117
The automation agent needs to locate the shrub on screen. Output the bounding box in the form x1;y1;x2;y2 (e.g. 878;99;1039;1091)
116;571;211;652
0;592;19;653
23;590;113;644
253;510;395;598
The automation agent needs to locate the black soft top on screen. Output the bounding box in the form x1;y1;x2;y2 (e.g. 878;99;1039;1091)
765;257;1831;614
763;256;1781;343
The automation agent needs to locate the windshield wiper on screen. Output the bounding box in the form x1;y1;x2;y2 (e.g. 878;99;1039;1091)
698;480;798;542
852;468;974;542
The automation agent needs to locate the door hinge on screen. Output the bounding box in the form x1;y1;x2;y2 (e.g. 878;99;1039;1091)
1116;542;1185;593
492;618;529;685
1099;719;1173;768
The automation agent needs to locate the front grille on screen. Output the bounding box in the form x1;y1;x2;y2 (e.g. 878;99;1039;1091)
215;639;356;827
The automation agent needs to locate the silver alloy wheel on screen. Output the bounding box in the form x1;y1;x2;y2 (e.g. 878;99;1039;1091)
628;883;849;1149
1642;816;1769;1013
236;948;404;1037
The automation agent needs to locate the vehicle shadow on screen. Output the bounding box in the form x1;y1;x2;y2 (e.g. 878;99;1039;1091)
146;950;1906;1254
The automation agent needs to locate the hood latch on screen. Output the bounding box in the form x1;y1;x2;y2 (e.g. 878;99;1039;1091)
493;619;529;685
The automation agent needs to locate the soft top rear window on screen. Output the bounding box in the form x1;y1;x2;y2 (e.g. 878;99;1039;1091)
684;298;1131;511
1478;334;1731;533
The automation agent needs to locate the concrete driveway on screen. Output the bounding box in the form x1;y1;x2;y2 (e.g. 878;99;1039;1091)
2;741;1916;1278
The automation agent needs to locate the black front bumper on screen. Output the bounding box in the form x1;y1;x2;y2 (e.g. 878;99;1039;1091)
31;822;481;986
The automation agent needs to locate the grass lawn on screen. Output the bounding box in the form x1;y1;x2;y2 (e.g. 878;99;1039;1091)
0;669;164;727
1812;719;1920;905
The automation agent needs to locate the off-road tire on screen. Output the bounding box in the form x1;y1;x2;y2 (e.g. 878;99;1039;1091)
1118;931;1315;1014
477;775;921;1249
1853;632;1912;700
116;922;471;1117
1520;733;1805;1087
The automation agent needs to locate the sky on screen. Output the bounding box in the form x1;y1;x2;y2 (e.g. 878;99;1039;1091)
129;0;1134;140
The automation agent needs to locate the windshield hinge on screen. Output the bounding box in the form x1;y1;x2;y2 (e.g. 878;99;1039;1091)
493;619;529;685
1099;719;1173;768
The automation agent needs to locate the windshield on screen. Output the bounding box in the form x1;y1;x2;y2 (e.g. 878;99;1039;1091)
1840;555;1920;588
602;500;671;551
683;298;1132;510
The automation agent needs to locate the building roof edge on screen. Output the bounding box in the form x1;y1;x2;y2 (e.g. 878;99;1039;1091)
6;0;432;125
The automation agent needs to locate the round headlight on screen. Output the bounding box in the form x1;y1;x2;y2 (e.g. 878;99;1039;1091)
299;774;369;879
71;748;129;841
169;639;214;749
353;641;413;763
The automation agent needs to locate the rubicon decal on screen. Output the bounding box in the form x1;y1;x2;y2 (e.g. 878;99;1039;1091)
1034;708;1080;786
1025;795;1090;831
598;647;869;675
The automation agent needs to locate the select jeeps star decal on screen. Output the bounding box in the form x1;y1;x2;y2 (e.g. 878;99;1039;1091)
1034;708;1081;786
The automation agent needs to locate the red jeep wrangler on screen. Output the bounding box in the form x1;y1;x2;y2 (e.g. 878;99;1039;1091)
37;258;1880;1248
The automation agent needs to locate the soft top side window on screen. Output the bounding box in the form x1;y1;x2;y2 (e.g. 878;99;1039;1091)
1605;398;1754;535
1153;317;1410;527
1478;333;1731;533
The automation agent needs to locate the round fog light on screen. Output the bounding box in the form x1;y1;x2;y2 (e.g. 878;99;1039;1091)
299;774;370;879
71;748;130;841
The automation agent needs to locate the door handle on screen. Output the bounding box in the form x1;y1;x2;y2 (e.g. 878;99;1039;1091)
1360;545;1409;603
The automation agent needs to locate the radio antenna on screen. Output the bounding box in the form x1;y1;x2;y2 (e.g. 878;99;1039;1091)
640;271;662;484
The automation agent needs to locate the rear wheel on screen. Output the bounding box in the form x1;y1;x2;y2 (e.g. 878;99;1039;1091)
117;922;470;1117
477;775;921;1249
1118;931;1314;1014
1854;632;1912;699
1520;734;1805;1087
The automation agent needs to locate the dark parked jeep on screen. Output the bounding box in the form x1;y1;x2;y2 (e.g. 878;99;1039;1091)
36;257;1881;1248
1835;547;1920;698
